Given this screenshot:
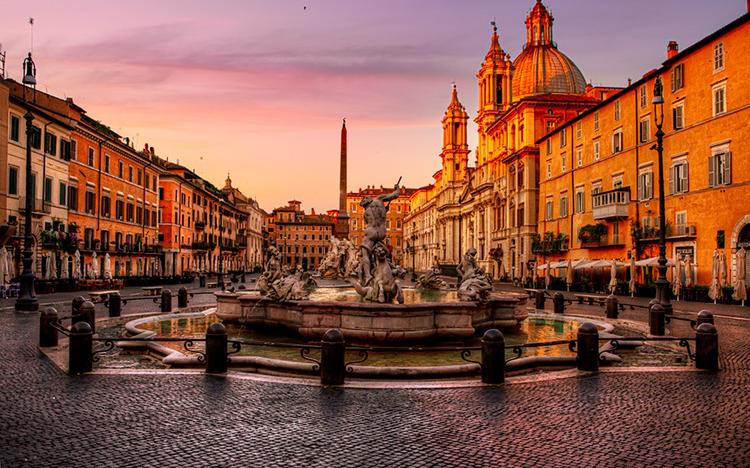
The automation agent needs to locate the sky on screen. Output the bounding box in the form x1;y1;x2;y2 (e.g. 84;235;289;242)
1;0;746;212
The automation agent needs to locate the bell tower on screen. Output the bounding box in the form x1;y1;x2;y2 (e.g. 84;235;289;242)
441;84;469;184
525;0;554;48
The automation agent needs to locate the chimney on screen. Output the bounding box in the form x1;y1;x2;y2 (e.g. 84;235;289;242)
667;41;679;59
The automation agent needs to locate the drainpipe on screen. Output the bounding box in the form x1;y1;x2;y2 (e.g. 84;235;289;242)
634;83;641;260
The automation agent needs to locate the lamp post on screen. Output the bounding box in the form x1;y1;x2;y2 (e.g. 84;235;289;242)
16;53;39;311
652;76;672;315
409;234;417;282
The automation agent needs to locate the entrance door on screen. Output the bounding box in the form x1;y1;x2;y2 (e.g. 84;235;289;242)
738;224;750;287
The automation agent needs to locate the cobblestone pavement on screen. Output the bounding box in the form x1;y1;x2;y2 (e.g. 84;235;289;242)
1;284;749;466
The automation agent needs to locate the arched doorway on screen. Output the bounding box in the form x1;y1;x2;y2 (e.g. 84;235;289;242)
737;223;750;288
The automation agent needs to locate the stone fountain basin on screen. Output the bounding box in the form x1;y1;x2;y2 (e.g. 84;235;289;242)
215;290;528;343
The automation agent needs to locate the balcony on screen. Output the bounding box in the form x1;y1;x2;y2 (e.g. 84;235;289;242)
592;188;630;220
19;197;52;216
580;234;625;249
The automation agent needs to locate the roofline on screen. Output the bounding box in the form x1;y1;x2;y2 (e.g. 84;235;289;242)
663;12;750;67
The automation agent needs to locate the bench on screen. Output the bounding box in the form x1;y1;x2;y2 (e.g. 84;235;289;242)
89;290;119;303
142;286;163;296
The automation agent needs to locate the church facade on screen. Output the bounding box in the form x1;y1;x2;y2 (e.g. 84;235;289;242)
405;1;617;279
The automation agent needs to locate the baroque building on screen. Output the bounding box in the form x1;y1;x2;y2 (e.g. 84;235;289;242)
405;1;615;279
267;200;334;271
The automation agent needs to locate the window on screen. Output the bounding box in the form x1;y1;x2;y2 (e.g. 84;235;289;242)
614;100;621;121
118;161;124;178
546;121;555;132
159;188;164;200
640;85;647;108
672;103;684;130
101;196;111;217
593;112;600;132
60;139;71;161
545;139;552;155
44;133;57;156
137;169;142;186
128;166;133;182
676;211;687;231
638;171;653;200
560;129;567;148
517;203;524;227
85;191;95;214
126;203;134;222
670;64;684;92
560;195;569;218
101;230;110;251
561;153;567;173
546;160;552;179
8;166;18;195
709;151;731;187
592;183;602;195
670;161;689;194
576;147;583;167
639;118;650;143
87;147;95;166
613;176;623;189
10;115;20;142
575;121;582;140
713;83;726;116
714;42;724;71
612;130;623;154
30;126;41;149
68;186;79;211
59;182;67;205
116;199;124;220
104;155;110;173
44;177;53;202
575;189;585;214
593;140;600;161
545;199;553;220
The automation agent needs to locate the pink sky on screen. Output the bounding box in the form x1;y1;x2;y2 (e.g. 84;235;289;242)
1;0;745;212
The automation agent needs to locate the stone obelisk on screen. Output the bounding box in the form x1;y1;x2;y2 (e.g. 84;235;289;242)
334;118;350;239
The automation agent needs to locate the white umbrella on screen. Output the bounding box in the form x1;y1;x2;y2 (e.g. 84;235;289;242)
708;250;720;303
104;253;112;280
732;249;747;305
684;255;693;288
60;255;69;280
608;259;618;294
137;258;143;276
92;252;99;279
73;250;81;280
672;257;682;300
0;246;8;286
49;254;57;280
566;258;574;291
719;251;727;289
7;248;16;279
545;263;552;290
629;256;637;297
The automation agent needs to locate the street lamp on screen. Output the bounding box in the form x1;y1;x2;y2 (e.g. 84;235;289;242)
16;53;39;311
407;234;417;282
652;76;672;316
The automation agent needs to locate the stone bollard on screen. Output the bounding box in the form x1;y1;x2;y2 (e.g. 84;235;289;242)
606;294;619;319
697;310;714;326
481;329;505;384
108;292;122;318
205;322;228;374
695;323;719;370
39;307;59;347
199;275;207;288
161;289;173;313
178;287;189;308
71;296;86;325
535;290;546;310
68;321;93;375
320;328;346;386
649;303;665;336
79;300;96;334
553;292;565;315
576;322;599;372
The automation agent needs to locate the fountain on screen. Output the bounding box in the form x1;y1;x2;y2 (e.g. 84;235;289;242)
215;180;527;343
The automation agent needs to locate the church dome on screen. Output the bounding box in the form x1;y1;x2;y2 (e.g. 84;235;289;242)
512;46;586;99
511;1;586;100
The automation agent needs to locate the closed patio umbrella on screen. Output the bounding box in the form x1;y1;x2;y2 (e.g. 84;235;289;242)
73;250;81;280
709;250;720;303
629;256;637;297
608;259;618;294
0;246;8;286
104;253;112;280
91;252;99;279
545;263;552;290
719;251;727;289
684;255;693;288
673;257;682;300
732;249;747;306
566;258;574;291
48;254;57;280
60;255;69;280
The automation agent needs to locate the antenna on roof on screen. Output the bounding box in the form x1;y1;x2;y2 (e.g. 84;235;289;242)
0;43;5;79
29;17;34;54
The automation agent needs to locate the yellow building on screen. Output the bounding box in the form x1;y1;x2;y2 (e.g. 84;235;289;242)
537;11;750;289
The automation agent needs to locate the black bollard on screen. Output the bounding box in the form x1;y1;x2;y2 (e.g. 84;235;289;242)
108;292;122;318
79;300;96;334
205;322;228;374
71;296;86;325
606;294;619;319
535;290;546;310
553;292;565;315
649;303;665;336
481;329;505;384
68;321;93;375
39;307;59;347
161;289;173;313
576;322;599;372
178;287;189;308
695;323;719;370
697;310;714;326
320;329;346;386
199;274;207;288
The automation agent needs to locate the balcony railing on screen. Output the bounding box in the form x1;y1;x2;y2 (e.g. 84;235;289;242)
580;235;624;248
19;197;52;215
672;224;697;238
592;188;630;220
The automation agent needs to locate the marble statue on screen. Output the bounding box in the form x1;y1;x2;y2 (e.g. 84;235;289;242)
266;271;318;301
456;247;480;286
257;246;283;295
416;264;448;290
457;247;493;302
351;243;404;303
318;238;341;279
358;183;401;286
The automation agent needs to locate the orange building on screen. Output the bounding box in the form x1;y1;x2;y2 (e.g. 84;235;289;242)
268;201;333;271
537;10;750;290
69;117;160;278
